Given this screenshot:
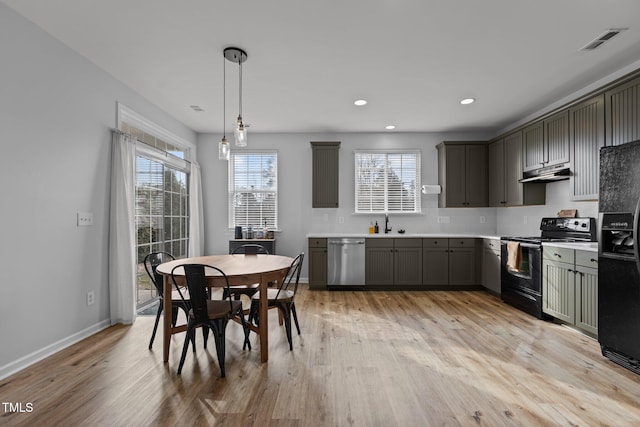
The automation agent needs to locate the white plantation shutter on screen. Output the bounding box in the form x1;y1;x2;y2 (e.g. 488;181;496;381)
228;151;278;229
354;151;421;213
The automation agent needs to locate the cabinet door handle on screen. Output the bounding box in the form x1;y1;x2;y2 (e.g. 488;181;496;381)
553;253;561;258
567;269;575;274
590;258;598;263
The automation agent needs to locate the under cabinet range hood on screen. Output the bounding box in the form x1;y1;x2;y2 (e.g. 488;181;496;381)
519;162;571;183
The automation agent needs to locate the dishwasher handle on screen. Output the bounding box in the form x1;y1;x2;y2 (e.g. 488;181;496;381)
328;240;365;245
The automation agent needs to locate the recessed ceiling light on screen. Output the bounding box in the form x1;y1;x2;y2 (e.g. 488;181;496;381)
460;98;476;105
354;99;368;106
385;125;396;130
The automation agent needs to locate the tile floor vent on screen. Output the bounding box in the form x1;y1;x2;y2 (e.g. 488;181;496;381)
581;28;627;51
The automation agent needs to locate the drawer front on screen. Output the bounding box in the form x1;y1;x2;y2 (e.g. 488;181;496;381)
575;250;598;269
423;238;449;248
543;246;575;264
449;238;476;248
366;238;394;248
395;238;422;248
308;238;327;248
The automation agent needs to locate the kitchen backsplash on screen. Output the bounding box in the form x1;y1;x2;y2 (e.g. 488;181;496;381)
496;180;598;237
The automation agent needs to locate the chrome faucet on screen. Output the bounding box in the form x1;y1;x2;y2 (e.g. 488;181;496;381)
384;213;392;234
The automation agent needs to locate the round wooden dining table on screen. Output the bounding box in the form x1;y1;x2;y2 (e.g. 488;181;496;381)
156;254;294;363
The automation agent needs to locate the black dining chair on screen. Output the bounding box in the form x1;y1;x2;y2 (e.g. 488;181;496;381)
171;263;252;376
144;251;203;350
248;252;304;351
223;244;271;300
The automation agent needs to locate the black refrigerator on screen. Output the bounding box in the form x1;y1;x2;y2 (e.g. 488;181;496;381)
599;139;640;375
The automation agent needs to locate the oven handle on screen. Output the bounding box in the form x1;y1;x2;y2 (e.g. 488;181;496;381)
500;241;541;250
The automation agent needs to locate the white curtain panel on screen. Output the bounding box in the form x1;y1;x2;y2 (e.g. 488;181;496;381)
188;160;204;257
109;131;137;325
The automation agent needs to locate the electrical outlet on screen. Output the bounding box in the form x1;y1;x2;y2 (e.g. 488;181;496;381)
480;216;486;224
77;212;93;226
338;216;344;224
86;291;95;306
437;216;450;224
523;216;528;225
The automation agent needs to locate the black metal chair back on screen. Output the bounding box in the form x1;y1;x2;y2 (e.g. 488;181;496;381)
171;264;234;323
232;244;270;255
275;252;304;299
144;251;175;297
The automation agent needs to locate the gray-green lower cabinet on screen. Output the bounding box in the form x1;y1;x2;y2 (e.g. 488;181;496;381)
482;238;501;294
543;247;598;335
448;239;477;285
423;238;449;285
365;238;422;286
422;238;478;286
308;238;328;290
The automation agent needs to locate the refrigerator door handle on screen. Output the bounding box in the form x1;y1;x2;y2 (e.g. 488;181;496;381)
634;197;640;275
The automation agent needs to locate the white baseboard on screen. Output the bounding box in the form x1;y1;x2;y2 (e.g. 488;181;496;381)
0;319;111;381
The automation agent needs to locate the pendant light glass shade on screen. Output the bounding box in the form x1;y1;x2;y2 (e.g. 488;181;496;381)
234;116;247;146
218;136;230;160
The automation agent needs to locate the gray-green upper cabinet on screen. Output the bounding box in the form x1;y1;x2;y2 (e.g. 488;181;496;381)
437;141;488;207
489;132;545;207
523;121;545;171
311;141;340;208
523;111;570;172
605;76;640;147
488;138;505;207
569;95;604;201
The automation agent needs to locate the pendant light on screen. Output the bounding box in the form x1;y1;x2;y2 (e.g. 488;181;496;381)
218;49;230;160
224;47;248;147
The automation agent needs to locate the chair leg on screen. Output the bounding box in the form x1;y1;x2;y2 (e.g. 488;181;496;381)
171;305;181;327
148;301;163;350
248;300;259;326
236;309;252;351
202;326;209;349
177;324;195;375
279;303;294;351
291;302;301;335
210;318;229;377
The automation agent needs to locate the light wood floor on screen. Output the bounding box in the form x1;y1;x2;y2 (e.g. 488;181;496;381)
2;286;640;426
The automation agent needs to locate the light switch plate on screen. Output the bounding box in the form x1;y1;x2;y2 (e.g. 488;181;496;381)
77;212;93;226
437;216;450;224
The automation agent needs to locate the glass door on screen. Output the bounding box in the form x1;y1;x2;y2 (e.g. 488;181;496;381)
135;155;189;308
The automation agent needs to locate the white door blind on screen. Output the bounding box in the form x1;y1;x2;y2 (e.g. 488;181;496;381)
354;151;421;213
228;151;278;229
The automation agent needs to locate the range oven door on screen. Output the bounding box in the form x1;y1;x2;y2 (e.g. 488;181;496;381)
501;240;543;318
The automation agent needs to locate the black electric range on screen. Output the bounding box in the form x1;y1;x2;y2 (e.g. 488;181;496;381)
500;217;597;318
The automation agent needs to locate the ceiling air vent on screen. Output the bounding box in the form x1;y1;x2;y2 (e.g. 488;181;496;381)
581;28;628;51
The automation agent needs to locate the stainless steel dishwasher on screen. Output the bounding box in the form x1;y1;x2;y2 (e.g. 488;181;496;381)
327;238;366;288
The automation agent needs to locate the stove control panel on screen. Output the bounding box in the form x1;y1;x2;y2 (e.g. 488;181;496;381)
540;217;595;232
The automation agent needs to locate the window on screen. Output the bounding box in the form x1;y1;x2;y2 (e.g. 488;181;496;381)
354;151;421;213
228;151;278;229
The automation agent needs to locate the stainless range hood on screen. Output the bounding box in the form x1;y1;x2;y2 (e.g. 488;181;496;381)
519;163;571;183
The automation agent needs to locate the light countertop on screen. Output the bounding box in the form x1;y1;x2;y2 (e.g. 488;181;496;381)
307;233;501;240
542;241;599;252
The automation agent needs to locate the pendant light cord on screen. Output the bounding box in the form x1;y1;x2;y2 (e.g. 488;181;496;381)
223;53;226;137
239;58;243;118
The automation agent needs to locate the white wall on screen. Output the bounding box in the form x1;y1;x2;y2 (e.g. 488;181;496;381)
0;4;195;376
197;131;497;276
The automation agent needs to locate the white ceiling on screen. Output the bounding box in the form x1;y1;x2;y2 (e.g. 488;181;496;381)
4;0;640;135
